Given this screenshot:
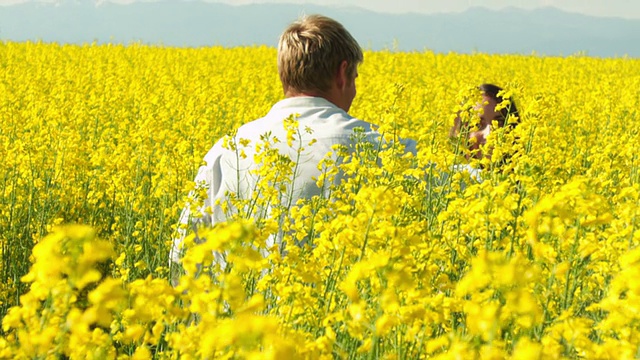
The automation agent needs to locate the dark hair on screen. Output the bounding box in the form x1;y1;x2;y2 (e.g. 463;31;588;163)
478;83;520;128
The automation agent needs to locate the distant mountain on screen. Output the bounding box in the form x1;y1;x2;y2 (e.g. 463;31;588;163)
1;1;639;57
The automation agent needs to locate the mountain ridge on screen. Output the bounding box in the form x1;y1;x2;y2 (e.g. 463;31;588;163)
1;1;639;57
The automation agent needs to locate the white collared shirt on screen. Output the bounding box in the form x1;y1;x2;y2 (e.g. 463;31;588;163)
170;96;416;265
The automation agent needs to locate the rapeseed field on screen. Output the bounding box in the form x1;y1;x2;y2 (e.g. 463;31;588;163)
0;41;639;358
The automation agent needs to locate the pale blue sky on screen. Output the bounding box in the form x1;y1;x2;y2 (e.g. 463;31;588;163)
1;0;639;19
205;0;639;19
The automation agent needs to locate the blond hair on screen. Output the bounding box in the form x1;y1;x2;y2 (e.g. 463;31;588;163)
278;14;363;95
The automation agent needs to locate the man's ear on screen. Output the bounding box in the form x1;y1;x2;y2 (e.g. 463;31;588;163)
336;60;349;89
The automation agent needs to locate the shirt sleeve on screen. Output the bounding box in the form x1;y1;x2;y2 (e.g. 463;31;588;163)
169;144;225;265
169;165;208;265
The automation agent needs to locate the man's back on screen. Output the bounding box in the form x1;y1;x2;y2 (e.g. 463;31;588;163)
199;96;381;225
170;14;416;271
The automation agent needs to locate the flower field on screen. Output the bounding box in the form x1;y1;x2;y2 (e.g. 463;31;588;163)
0;41;639;359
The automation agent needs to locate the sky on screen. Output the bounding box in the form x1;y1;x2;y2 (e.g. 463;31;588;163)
1;0;639;19
210;0;640;19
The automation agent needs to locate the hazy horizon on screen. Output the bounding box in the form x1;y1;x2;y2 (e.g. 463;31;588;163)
1;0;640;19
1;1;639;57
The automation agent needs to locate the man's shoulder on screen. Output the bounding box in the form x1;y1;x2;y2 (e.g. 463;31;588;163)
213;96;386;147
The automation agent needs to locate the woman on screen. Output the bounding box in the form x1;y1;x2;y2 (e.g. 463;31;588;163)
450;83;520;162
447;84;520;183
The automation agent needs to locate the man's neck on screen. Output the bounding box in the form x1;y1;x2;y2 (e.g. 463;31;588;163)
285;87;346;112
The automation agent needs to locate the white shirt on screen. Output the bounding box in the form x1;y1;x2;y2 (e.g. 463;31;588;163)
170;96;416;265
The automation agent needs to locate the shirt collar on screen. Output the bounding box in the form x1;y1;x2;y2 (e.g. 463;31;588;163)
269;96;341;112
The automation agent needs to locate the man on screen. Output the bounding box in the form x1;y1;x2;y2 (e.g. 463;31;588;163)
170;14;416;270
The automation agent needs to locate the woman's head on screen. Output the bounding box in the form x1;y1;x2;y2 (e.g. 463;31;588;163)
449;83;521;162
478;83;520;128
